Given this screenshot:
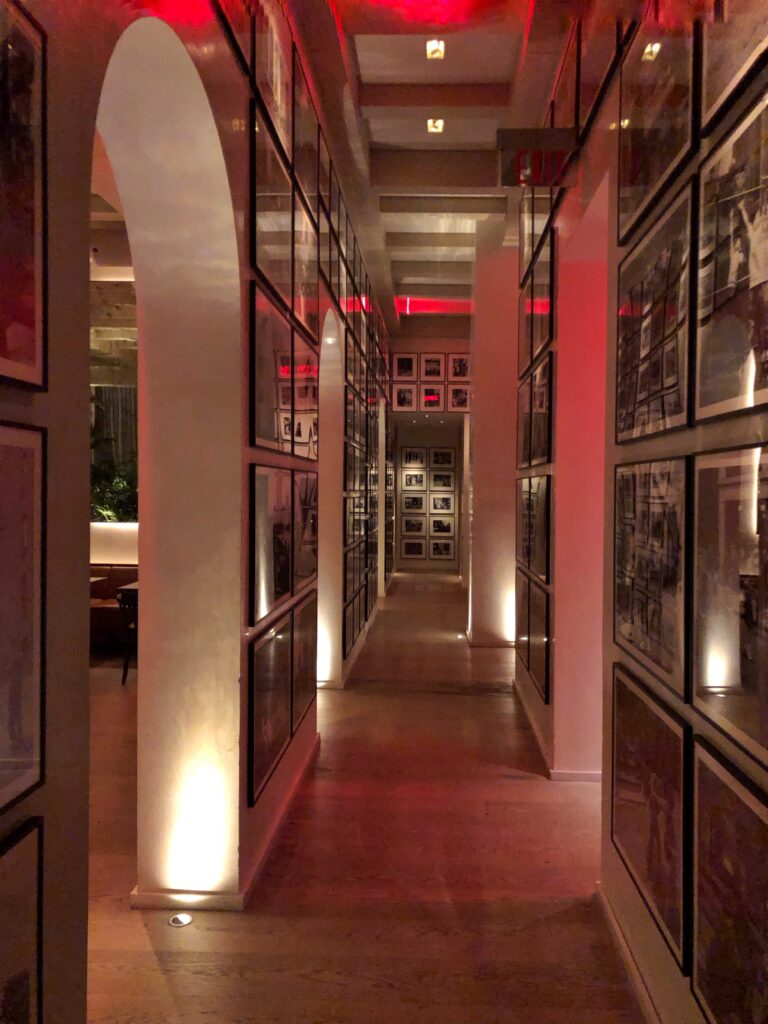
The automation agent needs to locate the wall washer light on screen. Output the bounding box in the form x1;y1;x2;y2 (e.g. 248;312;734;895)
169;913;193;928
427;118;444;133
426;39;445;59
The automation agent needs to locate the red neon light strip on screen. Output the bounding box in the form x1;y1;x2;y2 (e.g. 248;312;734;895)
395;296;474;316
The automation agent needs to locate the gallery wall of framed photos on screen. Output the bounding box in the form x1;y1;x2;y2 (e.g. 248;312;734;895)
396;422;463;573
604;7;768;1024
391;351;472;414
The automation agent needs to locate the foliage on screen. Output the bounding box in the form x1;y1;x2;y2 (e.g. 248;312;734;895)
90;395;138;522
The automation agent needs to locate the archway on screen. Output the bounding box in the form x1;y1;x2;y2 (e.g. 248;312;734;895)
94;17;243;902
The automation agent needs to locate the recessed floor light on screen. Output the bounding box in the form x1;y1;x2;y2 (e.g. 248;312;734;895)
426;39;445;60
427;118;444;134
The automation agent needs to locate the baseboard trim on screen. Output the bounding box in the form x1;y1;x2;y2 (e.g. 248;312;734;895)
596;882;662;1024
548;769;602;783
467;635;515;648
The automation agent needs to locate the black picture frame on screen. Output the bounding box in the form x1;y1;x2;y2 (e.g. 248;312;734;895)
616;186;691;444
701;5;768;131
695;92;768;422
247;614;292;805
0;817;43;1023
528;581;550;703
249;282;293;452
618;11;697;242
530;352;553;467
212;0;253;75
613;457;686;699
248;464;293;627
0;420;45;815
516;474;551;584
515;569;530;669
517;375;532;469
531;230;554;363
612;665;688;970
518;277;532;378
0;0;47;391
692;740;768;1024
292;590;317;732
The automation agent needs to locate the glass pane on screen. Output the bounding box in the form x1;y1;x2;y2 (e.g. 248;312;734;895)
319;206;330;281
294;55;318;218
319;132;331;209
515;569;530;667
254;0;292;155
530;356;551;466
531;233;553;361
292;333;318;459
517;377;531;469
254;109;291;304
294;472;318;587
528;583;549;701
518;279;532;376
702;3;768;125
250;465;292;623
694;447;768;761
553;23;579;130
249;616;291;799
579;18;617;129
294;196;318;338
292;593;317;729
252;286;292;452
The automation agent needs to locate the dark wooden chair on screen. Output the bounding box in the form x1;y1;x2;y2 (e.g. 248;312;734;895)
116;586;138;685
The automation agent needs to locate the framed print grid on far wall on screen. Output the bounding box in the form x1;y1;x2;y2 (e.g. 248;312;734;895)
0;0;47;389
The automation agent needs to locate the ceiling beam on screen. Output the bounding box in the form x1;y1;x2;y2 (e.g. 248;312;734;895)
359;82;510;108
370;149;499;190
386;231;476;248
379;195;508;216
392;260;474;283
397;283;473;299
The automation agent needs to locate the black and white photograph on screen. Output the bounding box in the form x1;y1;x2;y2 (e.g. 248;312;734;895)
702;4;768;127
429;516;454;538
402;470;426;491
530;354;552;466
402;447;426;468
515;569;530;668
430;471;454;491
517;375;531;468
615;459;685;696
430;447;454;469
402;516;426;536
616;188;690;442
693;446;768;764
531;231;553;361
420;353;445;381
447;354;471;381
519;277;532;377
401;493;426;513
250;465;292;625
696;95;768;420
528;582;549;702
249;616;291;803
431;494;454;514
618;14;694;239
419;384;445;413
517;475;550;582
0;818;41;1024
394;384;417;411
392;353;417;381
401;538;426;559
430;539;454;560
448;385;471;411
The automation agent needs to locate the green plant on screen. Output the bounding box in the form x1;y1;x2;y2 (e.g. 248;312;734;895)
90;393;138;522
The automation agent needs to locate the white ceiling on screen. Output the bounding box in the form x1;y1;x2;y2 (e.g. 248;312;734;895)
354;30;521;84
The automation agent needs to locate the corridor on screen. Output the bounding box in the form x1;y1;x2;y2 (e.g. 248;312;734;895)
87;575;642;1023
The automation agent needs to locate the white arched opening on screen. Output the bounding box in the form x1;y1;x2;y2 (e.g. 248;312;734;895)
96;18;243;904
317;306;344;687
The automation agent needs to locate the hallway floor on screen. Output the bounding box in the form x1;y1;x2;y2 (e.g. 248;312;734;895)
88;574;642;1023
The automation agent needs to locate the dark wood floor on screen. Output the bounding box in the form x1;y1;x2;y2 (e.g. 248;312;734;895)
87;574;642;1023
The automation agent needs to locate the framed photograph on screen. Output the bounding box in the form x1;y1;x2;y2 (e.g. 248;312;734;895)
693;742;768;1024
515;569;530;668
447;384;471;412
696;96;768;421
249;464;292;625
518;277;532;377
516;477;529;567
401;493;425;513
401;538;426;560
254;0;293;154
530;353;552;466
693;446;768;764
292;591;317;731
618;12;694;240
252;104;292;307
420;353;445;381
402;446;426;468
615;459;685;697
402;516;426;536
248;616;292;803
430;470;454;491
401;469;426;492
393;384;417;411
213;0;253;69
528;475;550;583
531;231;553;361
701;4;768;129
293;196;318;338
0;0;46;389
612;665;686;966
528;581;550;702
0;818;42;1023
447;353;471;381
429;447;455;469
430;493;454;514
429;516;454;538
419;384;445;413
616;187;690;443
293;471;317;588
293;52;318;217
517;375;532;469
0;423;44;812
519;187;533;283
430;539;454;560
392;353;417;382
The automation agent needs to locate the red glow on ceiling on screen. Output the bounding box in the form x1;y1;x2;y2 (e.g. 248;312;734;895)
366;0;509;26
118;0;213;26
396;296;474;316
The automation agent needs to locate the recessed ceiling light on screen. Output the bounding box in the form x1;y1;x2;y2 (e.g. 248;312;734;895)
642;41;661;61
168;913;192;928
426;39;445;60
620;117;630;129
427;118;444;134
